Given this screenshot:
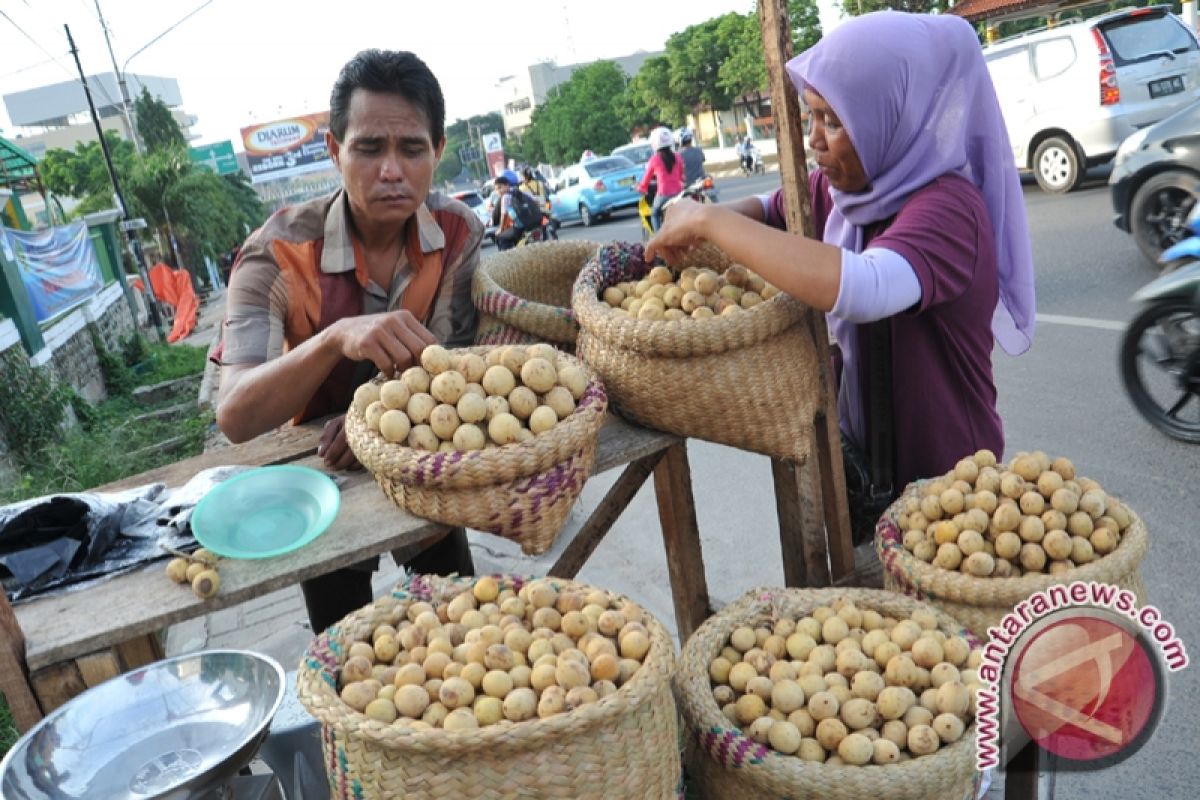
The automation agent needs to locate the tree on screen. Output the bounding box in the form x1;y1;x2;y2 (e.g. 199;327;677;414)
718;4;823;120
134;87;186;153
523;61;631;164
616;56;681;133
838;0;942;15
665;17;738;126
40;132;137;199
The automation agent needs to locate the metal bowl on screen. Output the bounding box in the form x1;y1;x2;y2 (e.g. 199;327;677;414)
0;650;285;799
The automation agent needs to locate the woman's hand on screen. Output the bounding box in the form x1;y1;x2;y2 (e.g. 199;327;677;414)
644;199;711;265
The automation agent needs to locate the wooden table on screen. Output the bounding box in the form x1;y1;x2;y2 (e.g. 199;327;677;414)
3;413;711;726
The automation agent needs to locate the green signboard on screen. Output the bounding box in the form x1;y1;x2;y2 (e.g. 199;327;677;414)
189;140;240;176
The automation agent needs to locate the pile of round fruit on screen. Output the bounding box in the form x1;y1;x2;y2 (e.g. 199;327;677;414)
708;599;982;764
601;263;780;321
354;344;589;453
335;578;656;730
164;548;221;599
895;450;1135;578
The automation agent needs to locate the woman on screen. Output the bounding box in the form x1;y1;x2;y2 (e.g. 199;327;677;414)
637;127;685;231
646;12;1035;496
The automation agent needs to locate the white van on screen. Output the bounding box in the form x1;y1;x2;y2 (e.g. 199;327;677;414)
983;6;1200;193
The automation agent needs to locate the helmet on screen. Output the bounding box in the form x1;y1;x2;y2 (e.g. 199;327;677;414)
680;128;694;145
580;149;596;162
496;169;520;186
650;127;674;150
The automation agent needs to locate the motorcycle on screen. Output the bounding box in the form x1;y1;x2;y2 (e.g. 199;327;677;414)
681;175;719;204
1119;201;1200;443
740;146;765;177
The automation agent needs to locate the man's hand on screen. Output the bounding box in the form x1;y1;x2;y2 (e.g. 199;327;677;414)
328;310;437;377
317;414;361;471
643;198;711;265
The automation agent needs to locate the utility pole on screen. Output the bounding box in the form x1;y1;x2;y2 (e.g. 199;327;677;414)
65;24;165;340
94;0;142;156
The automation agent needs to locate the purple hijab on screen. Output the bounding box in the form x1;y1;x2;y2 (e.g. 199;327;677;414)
787;11;1036;356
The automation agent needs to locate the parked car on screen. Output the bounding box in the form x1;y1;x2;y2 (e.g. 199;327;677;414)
1110;99;1200;266
549;156;643;227
984;5;1200;193
609;142;654;168
451;189;496;246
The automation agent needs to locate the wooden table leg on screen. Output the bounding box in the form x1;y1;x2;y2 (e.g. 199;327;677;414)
0;589;43;732
652;442;709;643
771;455;832;587
549;452;665;580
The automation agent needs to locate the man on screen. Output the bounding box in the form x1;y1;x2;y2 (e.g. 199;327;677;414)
492;169;540;250
520;167;557;240
216;49;482;632
679;130;705;186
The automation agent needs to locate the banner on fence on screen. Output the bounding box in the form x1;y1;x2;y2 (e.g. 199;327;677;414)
0;221;103;322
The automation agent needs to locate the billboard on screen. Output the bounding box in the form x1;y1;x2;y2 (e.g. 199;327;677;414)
189;140;240;176
0;222;103;322
240;112;332;184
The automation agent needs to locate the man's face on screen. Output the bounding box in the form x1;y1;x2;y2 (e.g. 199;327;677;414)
495;181;511;194
327;89;445;230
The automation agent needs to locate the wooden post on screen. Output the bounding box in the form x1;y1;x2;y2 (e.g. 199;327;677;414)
0;589;42;732
758;0;856;582
652;443;710;643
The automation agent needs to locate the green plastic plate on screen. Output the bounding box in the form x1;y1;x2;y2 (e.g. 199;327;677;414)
191;465;341;559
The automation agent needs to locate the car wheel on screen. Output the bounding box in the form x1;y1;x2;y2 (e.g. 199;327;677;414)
579;205;592;227
1033;136;1084;194
1130;170;1199;268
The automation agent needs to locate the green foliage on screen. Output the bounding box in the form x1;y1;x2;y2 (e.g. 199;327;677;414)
666;16;739;117
138;341;208;385
616;56;680;133
92;331;136;397
838;0;943;14
0;698;15;761
439;113;504;183
134;88;186;153
525;62;632;164
40;131;137;200
0;350;68;463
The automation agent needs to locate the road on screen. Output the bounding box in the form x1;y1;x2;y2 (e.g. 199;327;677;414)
477;171;1196;799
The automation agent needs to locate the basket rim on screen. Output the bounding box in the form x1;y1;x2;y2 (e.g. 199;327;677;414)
471;239;602;321
675;586;981;781
297;575;677;755
570;241;806;356
875;481;1150;606
346;347;607;488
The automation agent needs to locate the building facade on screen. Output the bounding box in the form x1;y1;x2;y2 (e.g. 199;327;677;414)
497;51;663;138
2;73;196;160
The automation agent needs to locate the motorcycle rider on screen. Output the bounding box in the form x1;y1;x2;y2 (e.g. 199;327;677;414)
520;166;558;240
637;126;684;232
492;169;539;250
737;136;755;174
679;129;706;185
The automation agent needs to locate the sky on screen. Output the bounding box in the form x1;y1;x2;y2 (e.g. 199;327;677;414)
0;0;844;152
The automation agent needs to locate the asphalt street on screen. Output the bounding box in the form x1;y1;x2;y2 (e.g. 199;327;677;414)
476;169;1198;799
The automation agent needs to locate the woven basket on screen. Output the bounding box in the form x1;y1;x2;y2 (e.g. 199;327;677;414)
344;347;607;555
297;574;681;800
473;240;601;347
572;241;819;462
875;482;1149;640
675;586;983;800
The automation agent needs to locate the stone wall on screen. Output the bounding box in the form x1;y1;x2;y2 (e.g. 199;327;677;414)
0;331;24;486
36;283;134;403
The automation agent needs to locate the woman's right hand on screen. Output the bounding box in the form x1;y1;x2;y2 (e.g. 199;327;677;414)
644;198;711;265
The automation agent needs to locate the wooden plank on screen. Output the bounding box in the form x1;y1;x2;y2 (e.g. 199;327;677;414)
75;650;122;688
16;414;675;671
549;452;665;579
0;588;42;731
1004;740;1043;800
29;661;87;715
18;471;444;671
592;415;679;476
652;443;710;643
771;457;830;586
758;0;855;581
115;633;164;671
95;423;323;493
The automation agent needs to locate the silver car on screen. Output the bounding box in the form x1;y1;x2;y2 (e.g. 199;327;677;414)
984;6;1200;193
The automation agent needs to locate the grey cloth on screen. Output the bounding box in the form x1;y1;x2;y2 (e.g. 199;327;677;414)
681;147;706;185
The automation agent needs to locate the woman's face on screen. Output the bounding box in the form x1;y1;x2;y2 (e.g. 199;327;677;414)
803;88;868;193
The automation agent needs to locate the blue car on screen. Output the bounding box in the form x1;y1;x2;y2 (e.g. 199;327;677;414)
549;156;643;227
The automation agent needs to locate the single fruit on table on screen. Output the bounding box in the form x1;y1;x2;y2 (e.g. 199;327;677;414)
185;562;206;583
192;569;220;599
166;557;190;584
